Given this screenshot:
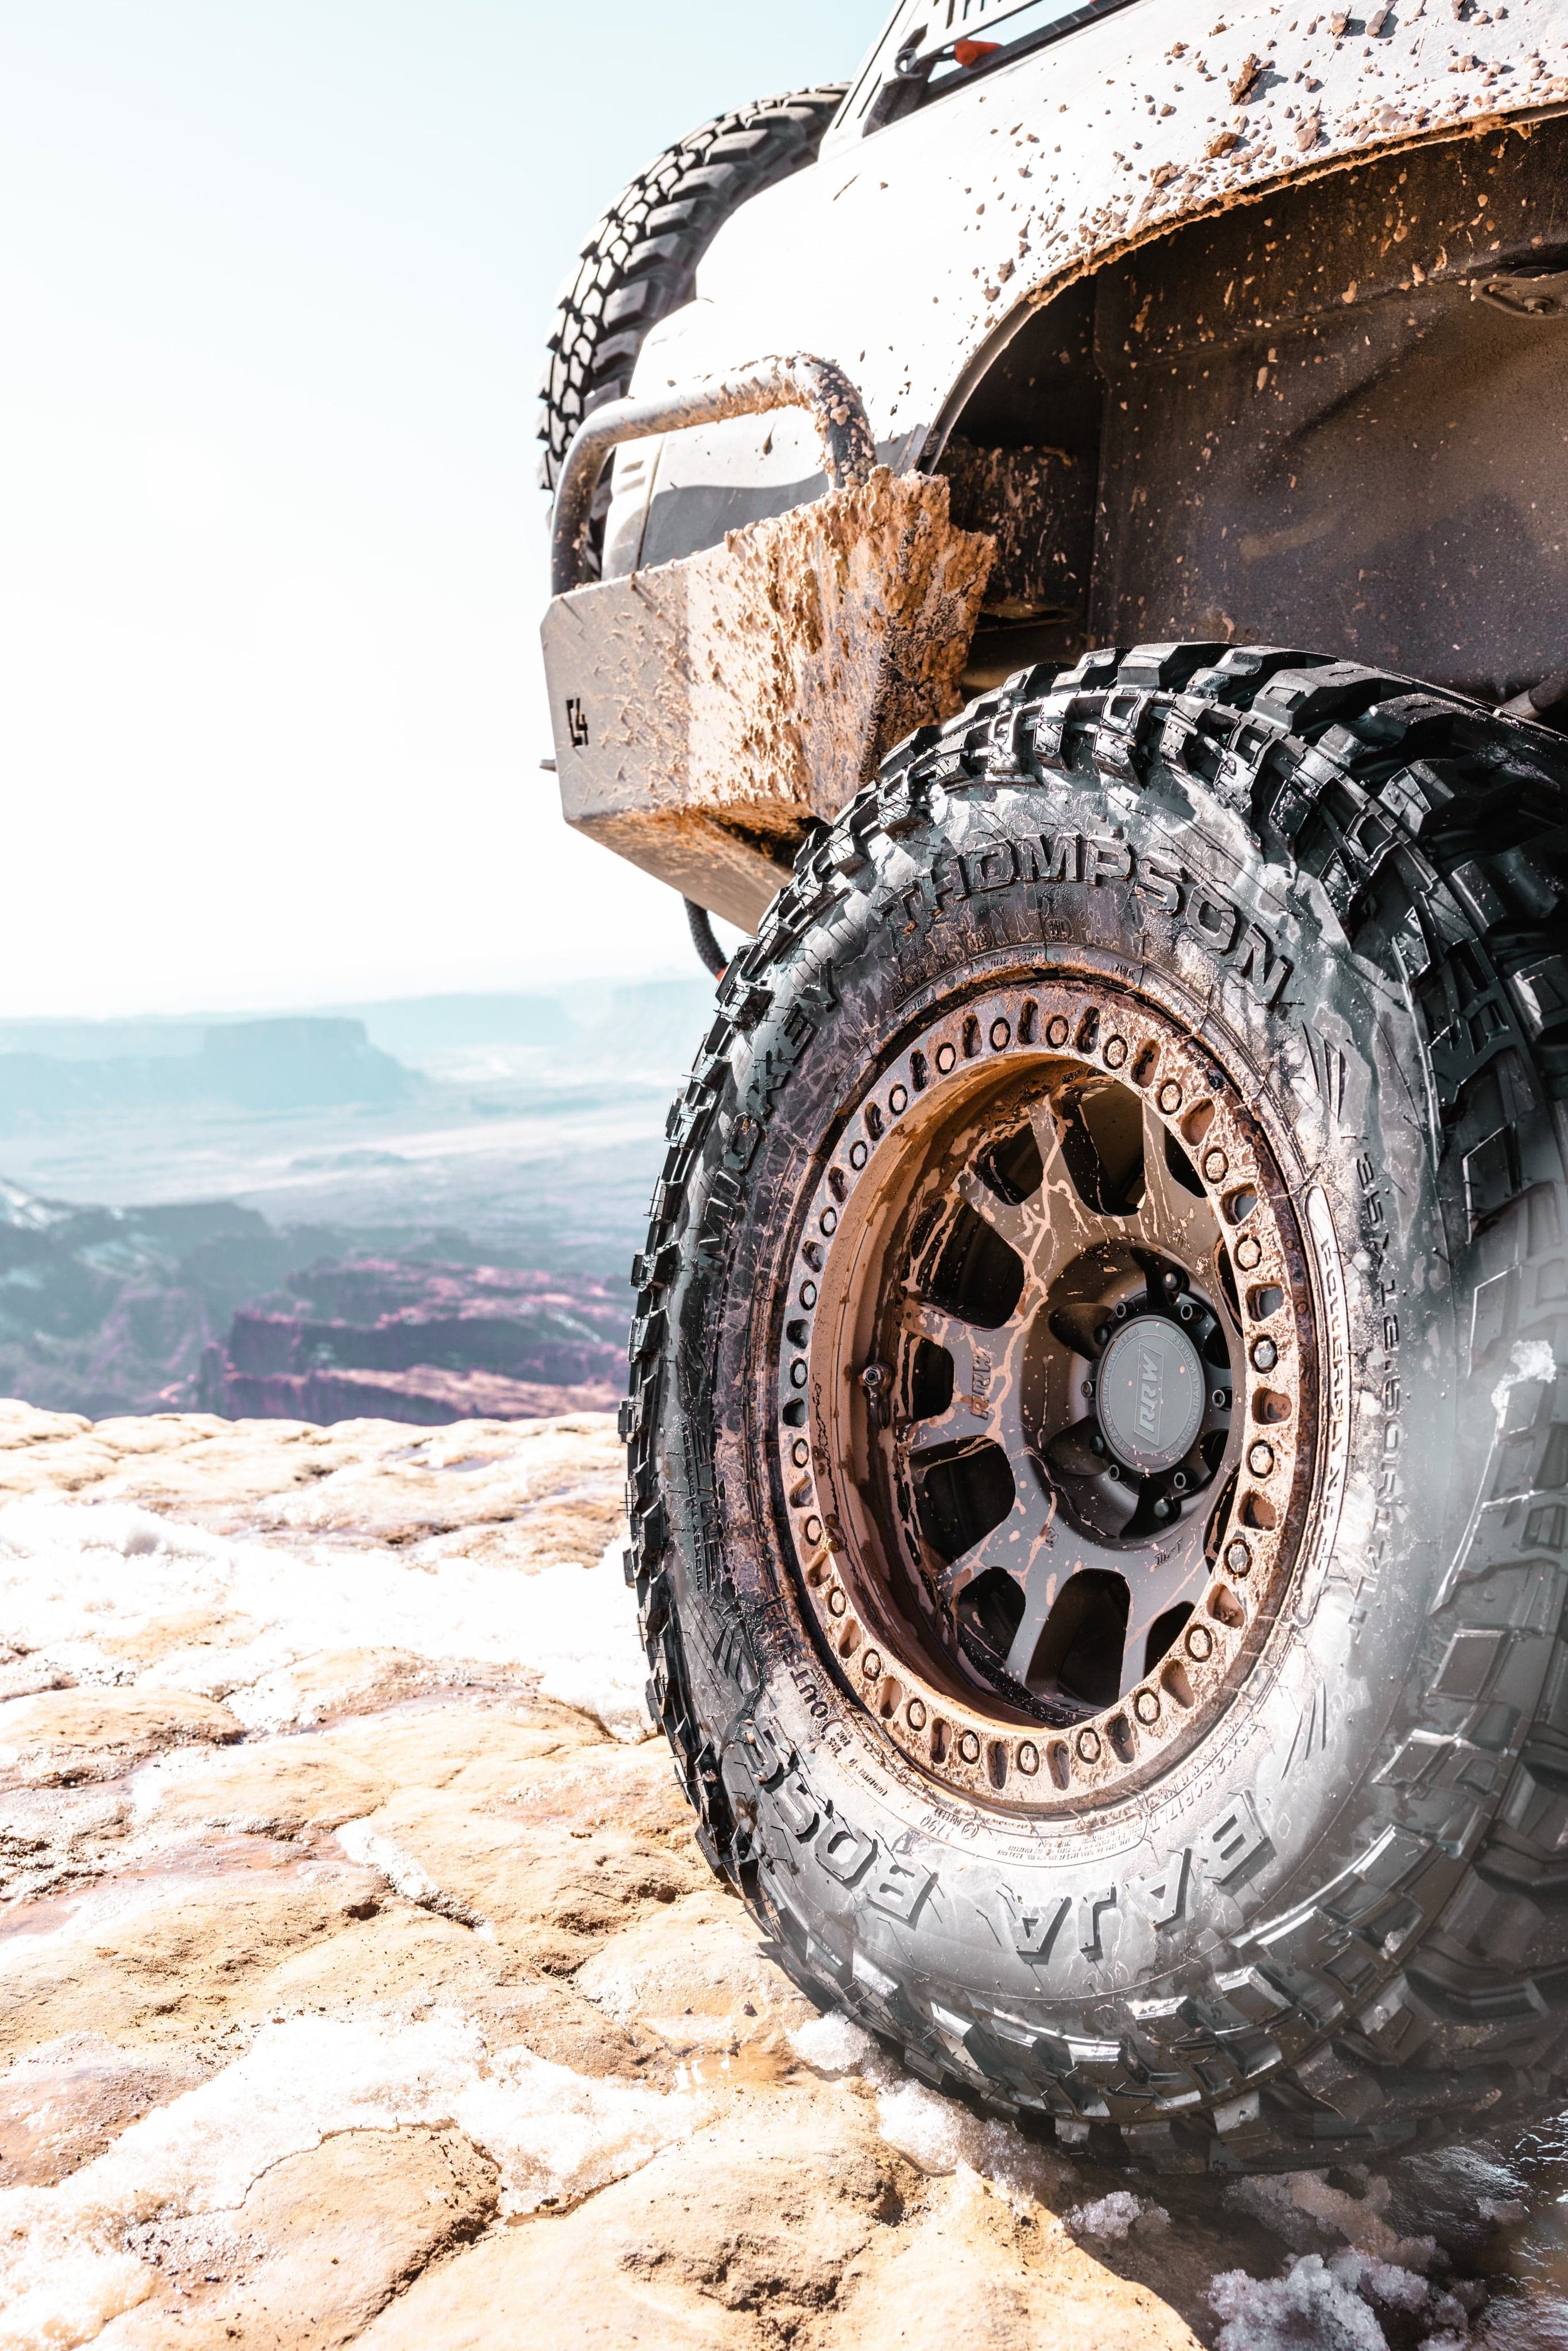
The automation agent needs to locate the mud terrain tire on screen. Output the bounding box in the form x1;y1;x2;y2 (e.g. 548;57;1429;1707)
537;85;846;571
625;641;1568;2172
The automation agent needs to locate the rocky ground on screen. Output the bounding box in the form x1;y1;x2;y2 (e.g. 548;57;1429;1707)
2;1404;1567;2349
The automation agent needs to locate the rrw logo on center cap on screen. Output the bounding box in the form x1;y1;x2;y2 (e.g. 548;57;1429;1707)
1136;1343;1164;1442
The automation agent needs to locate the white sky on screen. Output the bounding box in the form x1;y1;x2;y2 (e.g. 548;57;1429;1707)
0;2;889;1018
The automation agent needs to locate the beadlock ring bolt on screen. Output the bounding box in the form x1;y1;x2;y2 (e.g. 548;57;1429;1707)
1252;1338;1279;1371
1225;1539;1252;1576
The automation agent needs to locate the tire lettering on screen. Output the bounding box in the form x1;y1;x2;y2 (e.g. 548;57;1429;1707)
1232;922;1292;1009
940;835;1291;1007
774;1771;821;1841
1002;1890;1071;1960
1018;832;1081;884
1135;852;1184;917
864;1853;936;1925
962;840;1019;894
738;1716;790;1789
817;1815;876;1885
1197;1791;1274;1890
1085;834;1134;885
1193;890;1241;953
1131;1848;1191;1931
1079;1886;1119;1959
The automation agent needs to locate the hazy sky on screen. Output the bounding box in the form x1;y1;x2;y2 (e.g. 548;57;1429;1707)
2;3;890;1017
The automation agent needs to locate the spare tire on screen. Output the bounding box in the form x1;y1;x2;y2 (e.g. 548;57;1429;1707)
625;640;1568;2174
537;85;847;576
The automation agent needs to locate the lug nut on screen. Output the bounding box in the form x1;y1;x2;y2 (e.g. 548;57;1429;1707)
1152;1497;1172;1522
1094;1324;1111;1346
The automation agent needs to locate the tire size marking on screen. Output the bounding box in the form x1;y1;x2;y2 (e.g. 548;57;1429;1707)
1301;1183;1354;1627
1353;1151;1404;1634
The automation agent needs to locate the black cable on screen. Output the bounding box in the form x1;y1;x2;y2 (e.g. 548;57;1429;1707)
685;898;728;981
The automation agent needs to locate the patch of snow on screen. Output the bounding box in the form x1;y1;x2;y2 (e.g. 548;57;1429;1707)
1329;2249;1429;2312
786;2008;1057;2209
0;1500;652;1746
1492;1339;1558;1428
0;2009;701;2348
1210;2254;1390;2351
787;2012;879;2078
530;1534;653;1741
874;2077;1051;2208
335;1817;491;1934
1066;2189;1169;2239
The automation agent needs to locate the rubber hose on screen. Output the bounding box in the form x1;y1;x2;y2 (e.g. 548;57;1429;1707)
685;898;728;981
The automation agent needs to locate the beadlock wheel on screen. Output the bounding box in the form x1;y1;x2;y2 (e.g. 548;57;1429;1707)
786;976;1315;1809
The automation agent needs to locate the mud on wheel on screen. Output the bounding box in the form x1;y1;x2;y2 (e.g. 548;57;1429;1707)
626;640;1568;2174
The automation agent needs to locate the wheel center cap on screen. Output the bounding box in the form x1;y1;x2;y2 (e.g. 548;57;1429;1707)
1096;1316;1206;1475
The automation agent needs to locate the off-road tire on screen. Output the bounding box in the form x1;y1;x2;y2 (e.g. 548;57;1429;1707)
537;86;847;573
624;640;1568;2174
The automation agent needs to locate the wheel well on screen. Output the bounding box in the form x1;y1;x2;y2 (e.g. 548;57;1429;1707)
940;114;1568;703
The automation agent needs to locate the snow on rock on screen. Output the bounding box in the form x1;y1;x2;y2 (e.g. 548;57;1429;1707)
0;1487;651;1747
0;2010;701;2334
1210;2254;1391;2350
1067;2190;1171;2240
0;1401;1554;2348
789;2010;880;2078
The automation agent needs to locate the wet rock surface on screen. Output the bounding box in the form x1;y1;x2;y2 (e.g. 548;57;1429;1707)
2;1400;1567;2348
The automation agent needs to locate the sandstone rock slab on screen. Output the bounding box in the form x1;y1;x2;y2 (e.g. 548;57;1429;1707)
0;1399;1558;2349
